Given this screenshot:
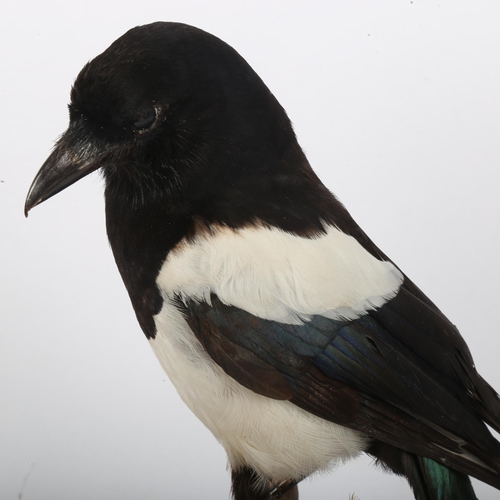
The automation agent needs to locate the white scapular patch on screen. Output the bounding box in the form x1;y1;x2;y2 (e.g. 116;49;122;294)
150;224;401;481
156;224;403;324
150;302;369;483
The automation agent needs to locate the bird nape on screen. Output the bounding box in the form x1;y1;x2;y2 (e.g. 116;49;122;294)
25;22;500;500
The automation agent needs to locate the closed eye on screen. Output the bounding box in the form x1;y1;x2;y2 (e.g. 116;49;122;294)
134;107;160;133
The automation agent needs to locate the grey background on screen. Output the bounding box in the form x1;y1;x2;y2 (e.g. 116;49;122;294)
2;1;499;499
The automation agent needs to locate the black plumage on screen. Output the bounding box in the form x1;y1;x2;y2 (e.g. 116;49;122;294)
25;22;500;500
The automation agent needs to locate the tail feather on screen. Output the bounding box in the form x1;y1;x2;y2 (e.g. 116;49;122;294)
417;457;477;500
369;442;478;500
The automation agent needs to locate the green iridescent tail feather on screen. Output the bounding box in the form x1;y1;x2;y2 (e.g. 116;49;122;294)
369;444;478;500
415;458;477;500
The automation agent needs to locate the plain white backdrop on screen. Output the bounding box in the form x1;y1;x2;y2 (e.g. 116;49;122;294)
2;1;500;499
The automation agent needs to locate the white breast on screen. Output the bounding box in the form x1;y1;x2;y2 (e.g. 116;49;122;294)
150;224;401;483
150;302;369;485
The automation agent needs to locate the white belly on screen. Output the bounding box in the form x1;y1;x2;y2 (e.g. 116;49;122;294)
150;301;369;485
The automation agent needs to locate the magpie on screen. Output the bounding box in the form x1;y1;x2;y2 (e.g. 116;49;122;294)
25;22;500;500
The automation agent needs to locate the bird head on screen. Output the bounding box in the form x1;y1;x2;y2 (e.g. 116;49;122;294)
25;22;296;217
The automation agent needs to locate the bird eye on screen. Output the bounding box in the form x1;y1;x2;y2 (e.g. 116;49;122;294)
134;107;159;132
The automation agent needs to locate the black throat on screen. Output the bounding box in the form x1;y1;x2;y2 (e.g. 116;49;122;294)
103;138;348;340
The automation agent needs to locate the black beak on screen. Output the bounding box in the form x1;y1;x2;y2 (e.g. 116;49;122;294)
25;127;108;216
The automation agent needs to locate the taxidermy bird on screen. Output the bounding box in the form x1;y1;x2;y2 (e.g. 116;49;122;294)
25;22;500;500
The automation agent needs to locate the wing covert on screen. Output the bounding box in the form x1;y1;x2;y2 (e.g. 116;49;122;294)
174;281;500;488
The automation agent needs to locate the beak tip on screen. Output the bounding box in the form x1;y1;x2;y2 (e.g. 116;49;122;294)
25;131;104;217
24;194;37;218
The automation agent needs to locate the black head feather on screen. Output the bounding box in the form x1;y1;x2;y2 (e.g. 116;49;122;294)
25;22;391;336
